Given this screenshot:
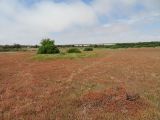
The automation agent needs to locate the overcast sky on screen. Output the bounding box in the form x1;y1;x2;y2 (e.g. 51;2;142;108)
0;0;160;45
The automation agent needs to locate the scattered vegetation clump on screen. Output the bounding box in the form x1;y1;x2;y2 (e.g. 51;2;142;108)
38;38;60;54
67;48;81;53
84;47;93;51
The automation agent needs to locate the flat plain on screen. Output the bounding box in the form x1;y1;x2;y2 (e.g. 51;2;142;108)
0;48;160;120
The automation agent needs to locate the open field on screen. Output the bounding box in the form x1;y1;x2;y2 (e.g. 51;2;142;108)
0;48;160;120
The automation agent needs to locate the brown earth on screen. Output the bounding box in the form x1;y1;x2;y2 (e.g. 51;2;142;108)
0;48;160;120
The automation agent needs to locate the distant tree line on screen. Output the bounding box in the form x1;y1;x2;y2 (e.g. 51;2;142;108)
57;45;75;48
87;41;160;49
104;41;160;49
0;44;39;52
0;41;160;52
57;41;160;48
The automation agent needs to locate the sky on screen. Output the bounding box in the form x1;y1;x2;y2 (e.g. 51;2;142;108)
0;0;160;45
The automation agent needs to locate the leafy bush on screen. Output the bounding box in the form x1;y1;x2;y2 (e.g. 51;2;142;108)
38;38;60;54
84;47;93;51
67;48;81;53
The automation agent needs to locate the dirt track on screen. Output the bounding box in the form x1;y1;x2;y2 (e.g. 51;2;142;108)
0;48;160;120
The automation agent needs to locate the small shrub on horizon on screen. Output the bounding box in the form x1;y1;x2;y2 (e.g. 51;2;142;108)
67;48;81;53
84;47;93;51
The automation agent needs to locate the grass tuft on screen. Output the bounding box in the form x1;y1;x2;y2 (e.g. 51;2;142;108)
32;52;98;61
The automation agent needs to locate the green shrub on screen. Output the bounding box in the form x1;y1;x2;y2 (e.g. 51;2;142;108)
38;38;60;54
84;47;93;51
67;48;81;53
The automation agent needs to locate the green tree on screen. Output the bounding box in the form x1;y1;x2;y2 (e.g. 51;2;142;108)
38;38;60;54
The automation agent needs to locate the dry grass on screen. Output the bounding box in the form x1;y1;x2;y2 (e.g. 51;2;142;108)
0;48;160;120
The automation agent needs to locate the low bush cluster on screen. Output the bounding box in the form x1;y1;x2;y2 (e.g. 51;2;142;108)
83;47;93;51
67;48;81;53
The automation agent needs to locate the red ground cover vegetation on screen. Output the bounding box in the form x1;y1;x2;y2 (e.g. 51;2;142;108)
0;48;160;120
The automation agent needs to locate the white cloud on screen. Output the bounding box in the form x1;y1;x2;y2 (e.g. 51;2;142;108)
0;0;160;45
0;0;97;44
